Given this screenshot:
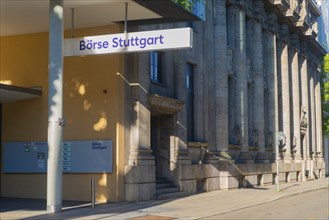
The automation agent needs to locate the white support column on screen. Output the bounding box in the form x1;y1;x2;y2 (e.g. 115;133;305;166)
47;0;64;213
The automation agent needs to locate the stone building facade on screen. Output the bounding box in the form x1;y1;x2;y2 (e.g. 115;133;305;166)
124;0;327;201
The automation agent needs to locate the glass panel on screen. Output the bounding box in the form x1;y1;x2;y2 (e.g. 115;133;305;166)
150;51;162;83
186;63;194;140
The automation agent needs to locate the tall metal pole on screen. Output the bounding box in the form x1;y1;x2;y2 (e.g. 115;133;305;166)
47;0;64;213
276;131;285;193
124;2;128;33
276;139;280;193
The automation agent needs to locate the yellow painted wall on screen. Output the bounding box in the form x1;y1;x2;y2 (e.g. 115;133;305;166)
0;25;125;202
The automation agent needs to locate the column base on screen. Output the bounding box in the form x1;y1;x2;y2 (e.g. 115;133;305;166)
293;154;303;162
283;154;292;163
238;152;254;163
47;205;62;213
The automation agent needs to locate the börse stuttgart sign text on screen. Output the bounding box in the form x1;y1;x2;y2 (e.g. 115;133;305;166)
64;28;192;57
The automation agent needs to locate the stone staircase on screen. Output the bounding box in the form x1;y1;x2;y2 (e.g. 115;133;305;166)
155;177;189;200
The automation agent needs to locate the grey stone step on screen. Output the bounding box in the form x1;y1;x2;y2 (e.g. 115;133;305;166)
156;182;175;189
156;191;189;200
156;178;169;184
156;186;180;194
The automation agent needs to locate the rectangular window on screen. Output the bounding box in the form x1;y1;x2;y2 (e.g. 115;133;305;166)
186;63;194;141
150;51;163;83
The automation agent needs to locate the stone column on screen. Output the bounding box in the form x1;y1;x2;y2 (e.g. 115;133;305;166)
214;0;231;160
264;12;279;162
289;33;302;162
227;5;236;148
308;63;316;179
234;5;253;163
309;63;316;160
315;68;323;160
277;23;291;162
252;1;267;163
299;42;309;181
246;19;254;152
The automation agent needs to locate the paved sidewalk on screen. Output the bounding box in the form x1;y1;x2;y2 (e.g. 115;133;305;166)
1;177;328;220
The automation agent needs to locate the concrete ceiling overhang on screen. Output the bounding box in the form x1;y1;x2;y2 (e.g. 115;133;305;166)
0;0;163;37
0;84;42;103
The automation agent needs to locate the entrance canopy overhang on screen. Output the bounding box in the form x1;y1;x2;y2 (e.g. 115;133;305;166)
0;0;201;37
0;84;42;103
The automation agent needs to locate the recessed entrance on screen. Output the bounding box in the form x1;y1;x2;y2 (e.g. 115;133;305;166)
151;115;173;180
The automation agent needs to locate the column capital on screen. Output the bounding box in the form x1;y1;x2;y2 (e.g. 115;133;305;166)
253;0;265;22
299;41;309;58
246;17;255;32
265;12;278;33
278;23;290;43
289;33;300;51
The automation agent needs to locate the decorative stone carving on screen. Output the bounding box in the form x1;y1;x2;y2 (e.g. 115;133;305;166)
252;129;259;147
232;126;242;145
300;105;308;128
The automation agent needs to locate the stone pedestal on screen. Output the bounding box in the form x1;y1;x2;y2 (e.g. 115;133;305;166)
125;163;156;201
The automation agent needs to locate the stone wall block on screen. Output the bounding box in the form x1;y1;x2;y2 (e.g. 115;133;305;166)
243;175;258;187
220;176;239;190
204;164;220;178
263;173;274;184
125;183;155;202
179;165;196;180
180;180;197;193
125;165;155;184
289;172;297;181
205;177;220;191
195;164;205;179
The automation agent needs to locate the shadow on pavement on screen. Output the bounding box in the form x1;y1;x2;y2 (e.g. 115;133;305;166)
0;197;88;212
0;196;172;220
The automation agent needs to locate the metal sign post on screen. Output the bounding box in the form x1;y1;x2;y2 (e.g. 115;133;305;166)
47;0;64;213
276;131;285;193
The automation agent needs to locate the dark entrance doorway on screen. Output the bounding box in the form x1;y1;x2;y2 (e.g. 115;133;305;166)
151;115;174;180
